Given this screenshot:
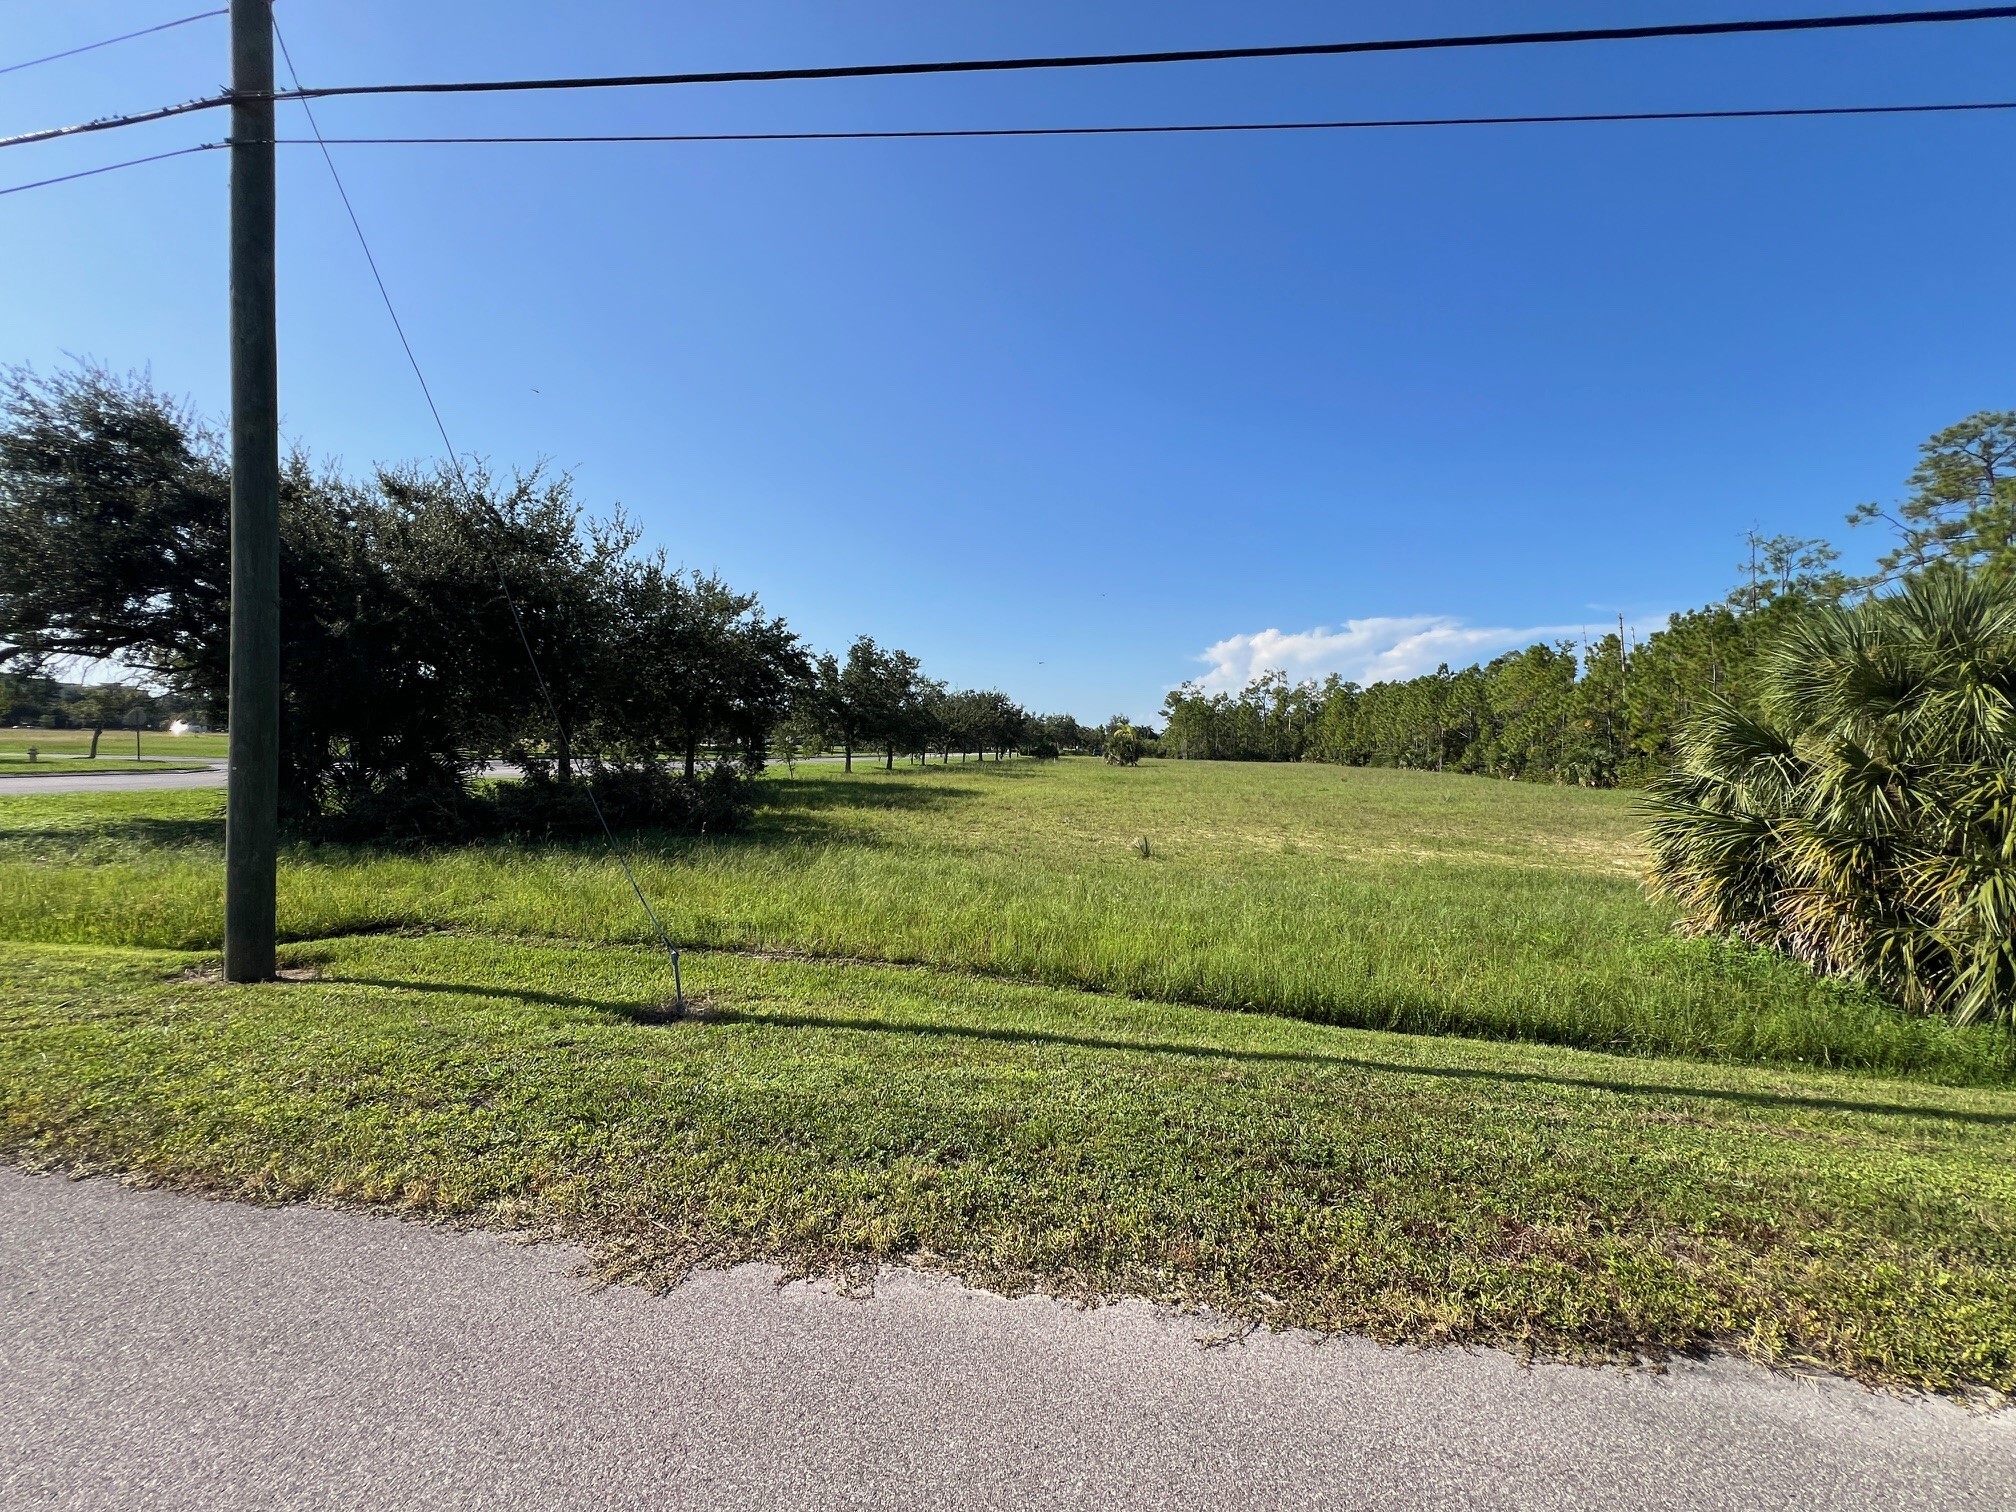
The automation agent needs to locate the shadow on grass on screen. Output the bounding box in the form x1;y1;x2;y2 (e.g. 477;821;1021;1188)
0;813;224;851
735;768;997;847
204;769;981;859
335;975;675;1016
718;1010;2016;1126
756;767;991;809
327;973;2016;1127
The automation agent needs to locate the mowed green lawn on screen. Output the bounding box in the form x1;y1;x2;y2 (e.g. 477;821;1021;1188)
2;757;2013;1395
0;726;229;759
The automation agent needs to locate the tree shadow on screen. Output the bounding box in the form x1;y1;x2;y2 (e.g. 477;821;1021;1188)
329;974;677;1016
761;769;995;811
0;814;224;849
282;768;987;858
711;1009;2016;1127
744;768;993;843
319;972;2016;1127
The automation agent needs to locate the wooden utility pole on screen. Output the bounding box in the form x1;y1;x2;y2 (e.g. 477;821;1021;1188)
224;0;279;982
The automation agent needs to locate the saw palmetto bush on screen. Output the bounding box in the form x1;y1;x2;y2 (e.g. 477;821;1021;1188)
1645;571;2016;1026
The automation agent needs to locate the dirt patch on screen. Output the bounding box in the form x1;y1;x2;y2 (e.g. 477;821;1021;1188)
170;964;325;985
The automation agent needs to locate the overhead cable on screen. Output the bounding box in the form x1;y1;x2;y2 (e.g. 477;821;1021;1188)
9;98;2012;197
257;7;2016;104
0;9;226;80
0;142;220;197
8;6;2016;153
280;100;2016;149
0;96;220;154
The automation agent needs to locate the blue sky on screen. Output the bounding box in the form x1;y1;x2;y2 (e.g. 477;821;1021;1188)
5;2;2014;720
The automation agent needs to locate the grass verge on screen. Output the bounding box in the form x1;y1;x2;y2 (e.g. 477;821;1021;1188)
0;758;207;776
3;932;2013;1398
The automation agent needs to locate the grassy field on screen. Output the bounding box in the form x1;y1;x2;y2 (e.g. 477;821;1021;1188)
3;756;2013;1394
0;759;2005;1081
0;726;229;759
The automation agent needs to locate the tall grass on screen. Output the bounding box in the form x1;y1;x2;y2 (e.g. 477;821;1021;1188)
1;760;2008;1083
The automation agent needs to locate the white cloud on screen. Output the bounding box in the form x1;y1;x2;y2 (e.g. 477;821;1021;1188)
1189;616;1591;693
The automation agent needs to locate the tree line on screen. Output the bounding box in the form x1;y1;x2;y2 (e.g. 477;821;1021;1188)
0;670;203;751
0;366;1081;835
1162;411;2016;787
789;643;1091;772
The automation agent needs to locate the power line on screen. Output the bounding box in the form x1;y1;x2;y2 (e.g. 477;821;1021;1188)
10;6;2016;153
9;98;2012;200
270;17;688;1010
0;8;225;79
0;142;219;198
279;100;2016;149
245;6;2016;103
16;91;2015;166
0;96;218;155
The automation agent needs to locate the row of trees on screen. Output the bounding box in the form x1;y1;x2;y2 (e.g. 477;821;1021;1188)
0;367;1070;833
1163;412;2016;787
1158;600;1805;786
790;643;1069;770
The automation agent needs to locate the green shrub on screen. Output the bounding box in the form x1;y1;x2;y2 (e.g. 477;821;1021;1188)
1645;571;2016;1025
308;760;754;844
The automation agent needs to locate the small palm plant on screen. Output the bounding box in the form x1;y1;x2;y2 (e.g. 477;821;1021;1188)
1104;724;1145;767
1644;571;2016;1025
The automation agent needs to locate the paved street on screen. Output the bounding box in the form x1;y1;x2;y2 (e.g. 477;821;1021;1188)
0;760;227;795
2;1168;2009;1510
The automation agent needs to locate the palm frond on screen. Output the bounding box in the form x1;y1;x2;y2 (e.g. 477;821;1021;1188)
1649;571;2016;1029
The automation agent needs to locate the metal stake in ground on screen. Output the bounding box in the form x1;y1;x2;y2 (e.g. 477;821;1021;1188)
224;0;279;982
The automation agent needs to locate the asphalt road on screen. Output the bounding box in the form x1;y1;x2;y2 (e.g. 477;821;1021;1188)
0;759;227;794
0;759;511;795
2;1170;2009;1510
